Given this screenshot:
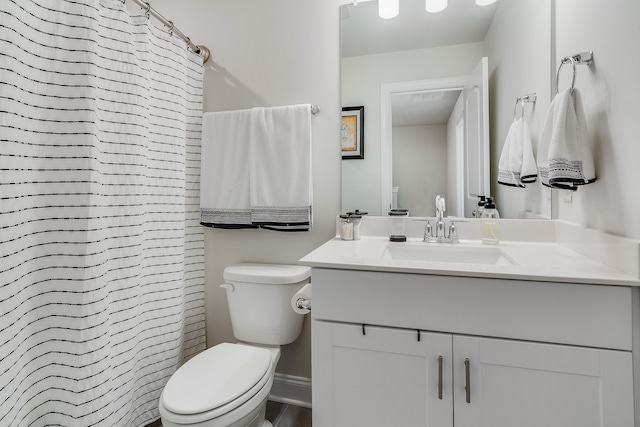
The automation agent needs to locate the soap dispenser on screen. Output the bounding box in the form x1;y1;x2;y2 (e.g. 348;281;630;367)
475;196;487;218
480;197;500;245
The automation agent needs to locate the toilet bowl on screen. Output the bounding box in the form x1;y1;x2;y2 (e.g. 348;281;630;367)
159;263;311;427
159;343;279;427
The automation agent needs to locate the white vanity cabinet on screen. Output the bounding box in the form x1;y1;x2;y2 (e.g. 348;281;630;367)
453;336;633;427
313;322;454;426
310;268;636;427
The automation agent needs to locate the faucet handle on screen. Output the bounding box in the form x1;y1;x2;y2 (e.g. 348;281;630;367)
412;218;433;241
424;220;432;240
448;220;468;243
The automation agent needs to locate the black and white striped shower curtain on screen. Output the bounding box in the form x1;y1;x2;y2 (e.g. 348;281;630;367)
0;1;206;425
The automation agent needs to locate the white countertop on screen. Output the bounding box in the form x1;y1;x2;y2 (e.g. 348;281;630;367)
299;236;640;286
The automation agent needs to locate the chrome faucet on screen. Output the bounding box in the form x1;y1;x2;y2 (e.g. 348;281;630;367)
420;195;466;244
435;195;446;239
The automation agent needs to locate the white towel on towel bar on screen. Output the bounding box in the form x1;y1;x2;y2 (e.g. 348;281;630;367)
497;118;537;187
538;88;596;190
250;105;312;230
200;109;254;227
199;105;313;230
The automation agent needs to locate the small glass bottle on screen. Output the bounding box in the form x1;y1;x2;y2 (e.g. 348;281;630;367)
480;197;500;245
388;209;408;242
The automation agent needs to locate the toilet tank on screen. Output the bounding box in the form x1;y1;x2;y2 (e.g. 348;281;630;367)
222;263;311;345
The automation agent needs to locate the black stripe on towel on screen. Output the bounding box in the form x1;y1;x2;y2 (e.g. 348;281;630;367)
200;222;259;230
199;222;310;232
497;180;524;188
259;225;310;232
548;177;597;189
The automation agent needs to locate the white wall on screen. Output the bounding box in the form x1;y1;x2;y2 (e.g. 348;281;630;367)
392;125;447;216
148;0;640;384
341;43;484;215
150;0;345;379
554;0;640;239
483;0;552;219
485;0;640;236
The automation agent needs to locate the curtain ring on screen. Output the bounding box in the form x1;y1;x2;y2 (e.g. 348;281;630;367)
144;1;151;19
167;20;174;36
556;56;577;94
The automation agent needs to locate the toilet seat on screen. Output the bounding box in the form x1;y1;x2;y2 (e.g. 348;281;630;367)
161;343;272;422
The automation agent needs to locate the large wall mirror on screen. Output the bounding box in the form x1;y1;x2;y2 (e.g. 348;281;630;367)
341;0;552;219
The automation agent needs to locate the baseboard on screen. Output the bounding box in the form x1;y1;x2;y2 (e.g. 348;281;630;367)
269;373;312;408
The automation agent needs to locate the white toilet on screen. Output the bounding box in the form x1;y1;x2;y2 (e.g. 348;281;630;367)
159;263;311;427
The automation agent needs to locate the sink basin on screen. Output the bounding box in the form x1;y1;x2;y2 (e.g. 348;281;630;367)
383;244;517;266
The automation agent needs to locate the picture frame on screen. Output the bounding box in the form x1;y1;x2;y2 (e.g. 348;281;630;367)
341;106;364;159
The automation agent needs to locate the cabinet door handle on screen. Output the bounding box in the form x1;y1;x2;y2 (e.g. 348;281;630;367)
464;358;471;404
437;356;443;400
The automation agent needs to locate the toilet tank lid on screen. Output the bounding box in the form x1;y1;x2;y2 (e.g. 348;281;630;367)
223;263;311;284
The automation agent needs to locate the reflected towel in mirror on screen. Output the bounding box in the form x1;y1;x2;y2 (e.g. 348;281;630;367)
498;118;537;187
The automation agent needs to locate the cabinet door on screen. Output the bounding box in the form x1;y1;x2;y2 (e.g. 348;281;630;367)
453;336;634;427
312;321;453;427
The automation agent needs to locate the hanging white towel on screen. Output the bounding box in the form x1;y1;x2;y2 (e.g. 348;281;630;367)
538;88;596;190
520;119;538;183
498;118;538;188
250;105;313;231
200;109;255;228
498;120;523;187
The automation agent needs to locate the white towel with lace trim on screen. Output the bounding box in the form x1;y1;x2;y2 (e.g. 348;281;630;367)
538;88;596;190
498;118;537;187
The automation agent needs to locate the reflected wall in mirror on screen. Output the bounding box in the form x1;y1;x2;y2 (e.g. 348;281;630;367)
381;59;490;218
341;0;552;219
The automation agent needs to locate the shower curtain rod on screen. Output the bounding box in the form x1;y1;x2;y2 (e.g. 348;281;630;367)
126;0;211;63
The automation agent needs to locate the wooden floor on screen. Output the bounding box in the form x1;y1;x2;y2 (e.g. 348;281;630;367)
265;401;312;427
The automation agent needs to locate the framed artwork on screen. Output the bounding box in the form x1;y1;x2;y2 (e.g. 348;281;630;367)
341;106;364;159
